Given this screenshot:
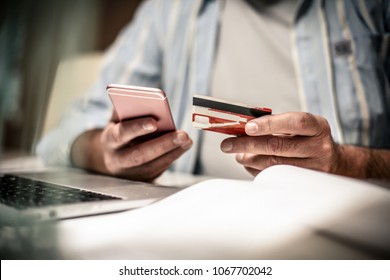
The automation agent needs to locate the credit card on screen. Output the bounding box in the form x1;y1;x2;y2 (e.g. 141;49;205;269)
192;95;272;136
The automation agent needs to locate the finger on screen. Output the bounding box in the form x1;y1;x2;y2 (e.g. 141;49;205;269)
243;166;260;177
102;117;157;149
235;154;263;176
119;146;190;181
235;153;323;172
109;130;192;171
245;112;328;137
221;135;319;158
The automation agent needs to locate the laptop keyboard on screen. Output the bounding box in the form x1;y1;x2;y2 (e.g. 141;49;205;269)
0;174;121;210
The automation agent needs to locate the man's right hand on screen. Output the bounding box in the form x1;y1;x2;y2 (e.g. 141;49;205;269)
70;116;192;182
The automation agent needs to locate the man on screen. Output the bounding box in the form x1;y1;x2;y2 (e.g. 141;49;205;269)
37;0;390;181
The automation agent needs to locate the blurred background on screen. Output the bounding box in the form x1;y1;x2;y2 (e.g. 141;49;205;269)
0;0;142;159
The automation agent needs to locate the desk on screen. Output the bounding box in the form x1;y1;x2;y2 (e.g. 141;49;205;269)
1;154;390;260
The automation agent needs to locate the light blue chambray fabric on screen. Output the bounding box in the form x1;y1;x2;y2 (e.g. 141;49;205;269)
36;0;390;174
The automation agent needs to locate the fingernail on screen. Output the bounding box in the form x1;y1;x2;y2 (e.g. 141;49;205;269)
181;141;192;150
221;141;233;152
236;153;244;162
246;122;258;134
173;132;188;145
143;121;156;131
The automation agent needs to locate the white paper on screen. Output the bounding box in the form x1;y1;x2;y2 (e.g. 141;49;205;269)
57;165;390;259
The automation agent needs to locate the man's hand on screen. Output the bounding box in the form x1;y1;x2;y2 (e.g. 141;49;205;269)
221;112;390;179
71;116;192;182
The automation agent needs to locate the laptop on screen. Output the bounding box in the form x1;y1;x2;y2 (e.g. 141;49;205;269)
0;168;182;225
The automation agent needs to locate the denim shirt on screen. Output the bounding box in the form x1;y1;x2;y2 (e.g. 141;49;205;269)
37;0;390;174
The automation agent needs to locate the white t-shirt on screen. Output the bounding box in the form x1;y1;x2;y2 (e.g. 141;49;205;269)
199;0;301;179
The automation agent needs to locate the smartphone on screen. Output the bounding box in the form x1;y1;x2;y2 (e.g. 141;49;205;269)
107;84;176;134
192;95;272;136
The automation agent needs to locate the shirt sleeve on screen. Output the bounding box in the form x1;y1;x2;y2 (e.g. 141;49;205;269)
36;0;164;167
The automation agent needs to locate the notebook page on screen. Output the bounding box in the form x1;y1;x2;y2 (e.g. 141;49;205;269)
255;165;390;254
57;166;390;259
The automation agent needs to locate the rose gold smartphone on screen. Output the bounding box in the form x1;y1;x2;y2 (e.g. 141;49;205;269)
107;84;176;135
